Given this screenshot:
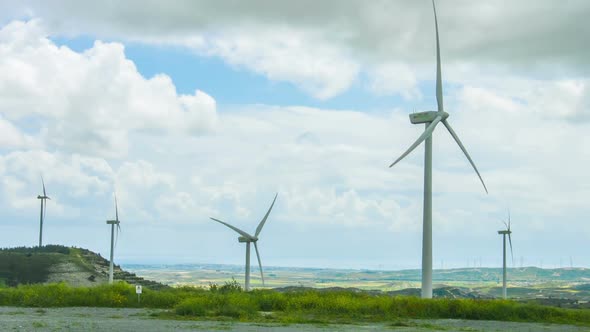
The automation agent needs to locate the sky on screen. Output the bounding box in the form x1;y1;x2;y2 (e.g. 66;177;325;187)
0;0;589;270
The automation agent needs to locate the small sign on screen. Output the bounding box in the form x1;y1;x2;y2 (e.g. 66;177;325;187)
136;285;142;294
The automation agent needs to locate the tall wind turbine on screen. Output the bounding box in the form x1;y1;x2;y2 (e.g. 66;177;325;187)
498;212;513;299
106;194;121;284
37;176;50;247
210;193;277;291
388;0;488;299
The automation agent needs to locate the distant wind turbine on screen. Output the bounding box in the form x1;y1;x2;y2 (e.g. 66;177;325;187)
388;0;488;299
106;194;121;284
498;212;513;299
37;176;50;247
210;193;278;291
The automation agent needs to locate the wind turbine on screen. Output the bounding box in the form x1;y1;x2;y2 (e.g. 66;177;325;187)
210;193;277;291
498;212;513;299
106;194;121;284
37;176;50;247
388;0;488;299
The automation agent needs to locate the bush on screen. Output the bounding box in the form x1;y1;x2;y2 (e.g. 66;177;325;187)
0;282;135;307
176;297;208;316
174;292;257;319
209;278;242;294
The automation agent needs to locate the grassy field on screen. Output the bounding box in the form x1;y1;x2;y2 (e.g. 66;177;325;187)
1;281;589;326
2;246;589;327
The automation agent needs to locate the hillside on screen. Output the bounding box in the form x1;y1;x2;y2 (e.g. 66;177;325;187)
0;245;167;290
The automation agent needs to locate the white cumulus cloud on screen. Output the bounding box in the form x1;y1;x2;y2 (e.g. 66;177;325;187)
0;20;217;158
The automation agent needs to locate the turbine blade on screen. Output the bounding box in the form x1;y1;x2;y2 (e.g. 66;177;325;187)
115;194;119;222
210;217;254;239
41;176;47;197
254;242;265;286
508;209;511;231
508;233;514;265
115;224;120;248
442;120;488;193
389;115;442;168
502;220;508;229
255;193;278;237
43;198;47;224
432;0;443;113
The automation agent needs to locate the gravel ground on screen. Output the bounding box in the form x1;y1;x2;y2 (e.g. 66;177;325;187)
0;307;587;331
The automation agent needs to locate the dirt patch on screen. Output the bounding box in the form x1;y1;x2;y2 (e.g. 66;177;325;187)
46;261;108;287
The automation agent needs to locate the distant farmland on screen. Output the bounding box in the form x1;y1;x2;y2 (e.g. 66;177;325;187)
123;263;590;301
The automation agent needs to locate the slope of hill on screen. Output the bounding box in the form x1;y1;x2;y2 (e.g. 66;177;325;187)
0;246;167;290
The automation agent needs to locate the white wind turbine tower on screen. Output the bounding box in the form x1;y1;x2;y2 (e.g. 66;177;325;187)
388;0;488;299
106;194;121;284
498;212;513;299
37;176;50;247
210;193;277;291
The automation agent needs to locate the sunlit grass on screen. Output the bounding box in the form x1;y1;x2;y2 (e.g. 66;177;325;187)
0;280;589;326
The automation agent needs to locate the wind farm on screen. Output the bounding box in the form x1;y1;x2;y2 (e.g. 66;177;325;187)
0;0;589;330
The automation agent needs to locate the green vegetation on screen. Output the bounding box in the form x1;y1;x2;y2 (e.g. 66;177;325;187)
0;246;71;286
1;246;589;326
0;281;589;326
0;246;71;255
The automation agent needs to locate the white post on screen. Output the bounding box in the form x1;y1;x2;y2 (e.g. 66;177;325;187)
136;285;142;304
109;223;115;284
245;242;251;291
38;199;44;247
422;124;433;299
502;234;507;299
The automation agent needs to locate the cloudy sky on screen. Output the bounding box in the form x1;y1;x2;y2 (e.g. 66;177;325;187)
0;0;588;270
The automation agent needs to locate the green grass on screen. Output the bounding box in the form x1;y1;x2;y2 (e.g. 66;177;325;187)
32;321;47;328
0;281;589;326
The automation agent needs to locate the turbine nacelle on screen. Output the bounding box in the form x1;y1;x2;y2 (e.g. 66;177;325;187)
106;220;120;225
238;236;257;243
37;195;50;199
497;230;512;235
409;111;449;124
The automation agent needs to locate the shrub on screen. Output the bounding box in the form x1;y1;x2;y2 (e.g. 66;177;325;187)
213;278;242;294
175;297;208;316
